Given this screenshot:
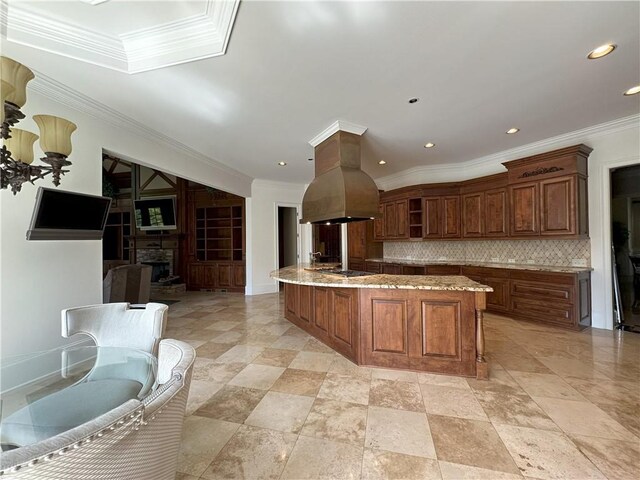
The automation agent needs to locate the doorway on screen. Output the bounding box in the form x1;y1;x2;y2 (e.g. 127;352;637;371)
277;206;299;289
610;163;640;331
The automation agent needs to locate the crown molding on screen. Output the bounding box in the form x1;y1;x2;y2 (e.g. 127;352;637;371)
29;71;252;186
375;114;640;191
308;120;368;147
252;179;306;192
2;0;240;74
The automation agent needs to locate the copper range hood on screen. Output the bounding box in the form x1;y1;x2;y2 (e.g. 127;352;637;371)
300;129;380;224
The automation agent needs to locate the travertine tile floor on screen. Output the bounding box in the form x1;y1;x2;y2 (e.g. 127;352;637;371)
164;291;640;480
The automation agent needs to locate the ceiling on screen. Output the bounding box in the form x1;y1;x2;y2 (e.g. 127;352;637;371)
3;0;639;186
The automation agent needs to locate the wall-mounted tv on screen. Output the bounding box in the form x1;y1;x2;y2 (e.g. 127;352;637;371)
26;187;112;240
134;196;177;230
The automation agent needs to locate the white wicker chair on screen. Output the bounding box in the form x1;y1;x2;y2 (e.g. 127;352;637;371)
0;339;195;480
62;302;168;355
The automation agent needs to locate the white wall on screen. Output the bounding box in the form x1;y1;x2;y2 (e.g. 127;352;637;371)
246;180;311;295
0;89;252;358
586;127;640;329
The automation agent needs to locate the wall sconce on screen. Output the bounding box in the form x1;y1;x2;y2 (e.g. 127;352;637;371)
1;56;77;194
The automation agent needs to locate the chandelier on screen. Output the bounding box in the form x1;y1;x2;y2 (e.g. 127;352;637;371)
1;56;77;194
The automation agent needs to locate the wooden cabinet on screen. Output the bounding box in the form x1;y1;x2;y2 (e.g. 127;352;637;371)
442;196;461;238
485;188;508;237
285;284;359;361
187;261;246;290
360;289;478;376
423;197;442;238
347;220;382;270
382;263;402;275
462;193;484;237
540;176;576;236
185;187;246;292
368;260;591;329
503;144;591;239
509;270;590;329
374;144;589;241
508;182;539;236
373;203;384;241
461;266;510;313
381;199;409;239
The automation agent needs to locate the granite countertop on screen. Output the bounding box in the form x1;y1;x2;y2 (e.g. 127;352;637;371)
365;258;592;274
271;265;493;292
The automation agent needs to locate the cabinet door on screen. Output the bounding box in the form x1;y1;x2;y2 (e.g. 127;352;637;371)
373;204;385;240
347;221;366;259
509;182;539;236
329;288;358;360
384;202;398;238
299;285;313;324
396;199;409;239
485;188;508;237
462;193;484;238
285;283;299;318
423;197;442;238
540;176;576;236
408;291;477;377
233;264;245;287
217;263;232;287
442;196;461;238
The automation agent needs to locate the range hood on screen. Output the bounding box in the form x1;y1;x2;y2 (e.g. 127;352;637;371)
300;128;380;224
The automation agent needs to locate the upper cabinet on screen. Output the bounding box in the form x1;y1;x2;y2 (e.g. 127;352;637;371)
503;144;591;239
376;144;591;242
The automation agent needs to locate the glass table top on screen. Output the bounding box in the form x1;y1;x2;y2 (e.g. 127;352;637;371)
0;345;157;450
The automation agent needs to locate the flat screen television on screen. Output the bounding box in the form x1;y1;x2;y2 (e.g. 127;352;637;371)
26;187;112;240
134;196;177;230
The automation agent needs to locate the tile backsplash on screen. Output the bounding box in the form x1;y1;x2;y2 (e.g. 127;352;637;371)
384;239;591;267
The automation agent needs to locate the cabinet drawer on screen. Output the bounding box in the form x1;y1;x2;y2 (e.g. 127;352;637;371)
426;265;460;275
511;280;573;303
365;262;382;274
382;263;402;275
461;266;509;278
511;298;574;327
348;259;365;271
402;265;426;275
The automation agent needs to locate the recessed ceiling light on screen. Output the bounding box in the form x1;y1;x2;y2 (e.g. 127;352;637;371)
278;161;287;166
378;160;386;165
408;97;419;104
587;44;616;59
424;142;435;148
325;222;331;225
506;128;520;134
623;85;640;96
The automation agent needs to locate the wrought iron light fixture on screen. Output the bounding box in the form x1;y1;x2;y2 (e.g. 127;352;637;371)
1;56;77;194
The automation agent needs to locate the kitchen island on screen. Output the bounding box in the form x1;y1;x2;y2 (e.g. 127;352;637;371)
271;265;492;379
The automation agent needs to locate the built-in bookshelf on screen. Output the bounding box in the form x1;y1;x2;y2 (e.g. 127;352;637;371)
195;205;244;261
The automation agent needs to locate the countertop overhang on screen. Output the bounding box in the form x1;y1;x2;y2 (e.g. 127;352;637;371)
271;265;493;292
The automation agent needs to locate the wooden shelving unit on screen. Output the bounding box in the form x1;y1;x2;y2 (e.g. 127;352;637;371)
408;197;423;239
195;206;244;261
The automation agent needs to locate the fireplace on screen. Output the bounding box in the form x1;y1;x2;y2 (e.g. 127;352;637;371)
142;261;170;282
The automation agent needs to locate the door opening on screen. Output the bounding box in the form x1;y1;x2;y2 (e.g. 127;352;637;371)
277;206;299;290
610;163;640;332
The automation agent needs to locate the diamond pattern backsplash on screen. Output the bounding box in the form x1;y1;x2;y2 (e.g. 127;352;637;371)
384;239;591;267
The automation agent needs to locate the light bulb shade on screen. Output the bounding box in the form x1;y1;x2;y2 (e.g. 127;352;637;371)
1;56;35;108
3;128;39;164
33;115;77;157
1;80;15;123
